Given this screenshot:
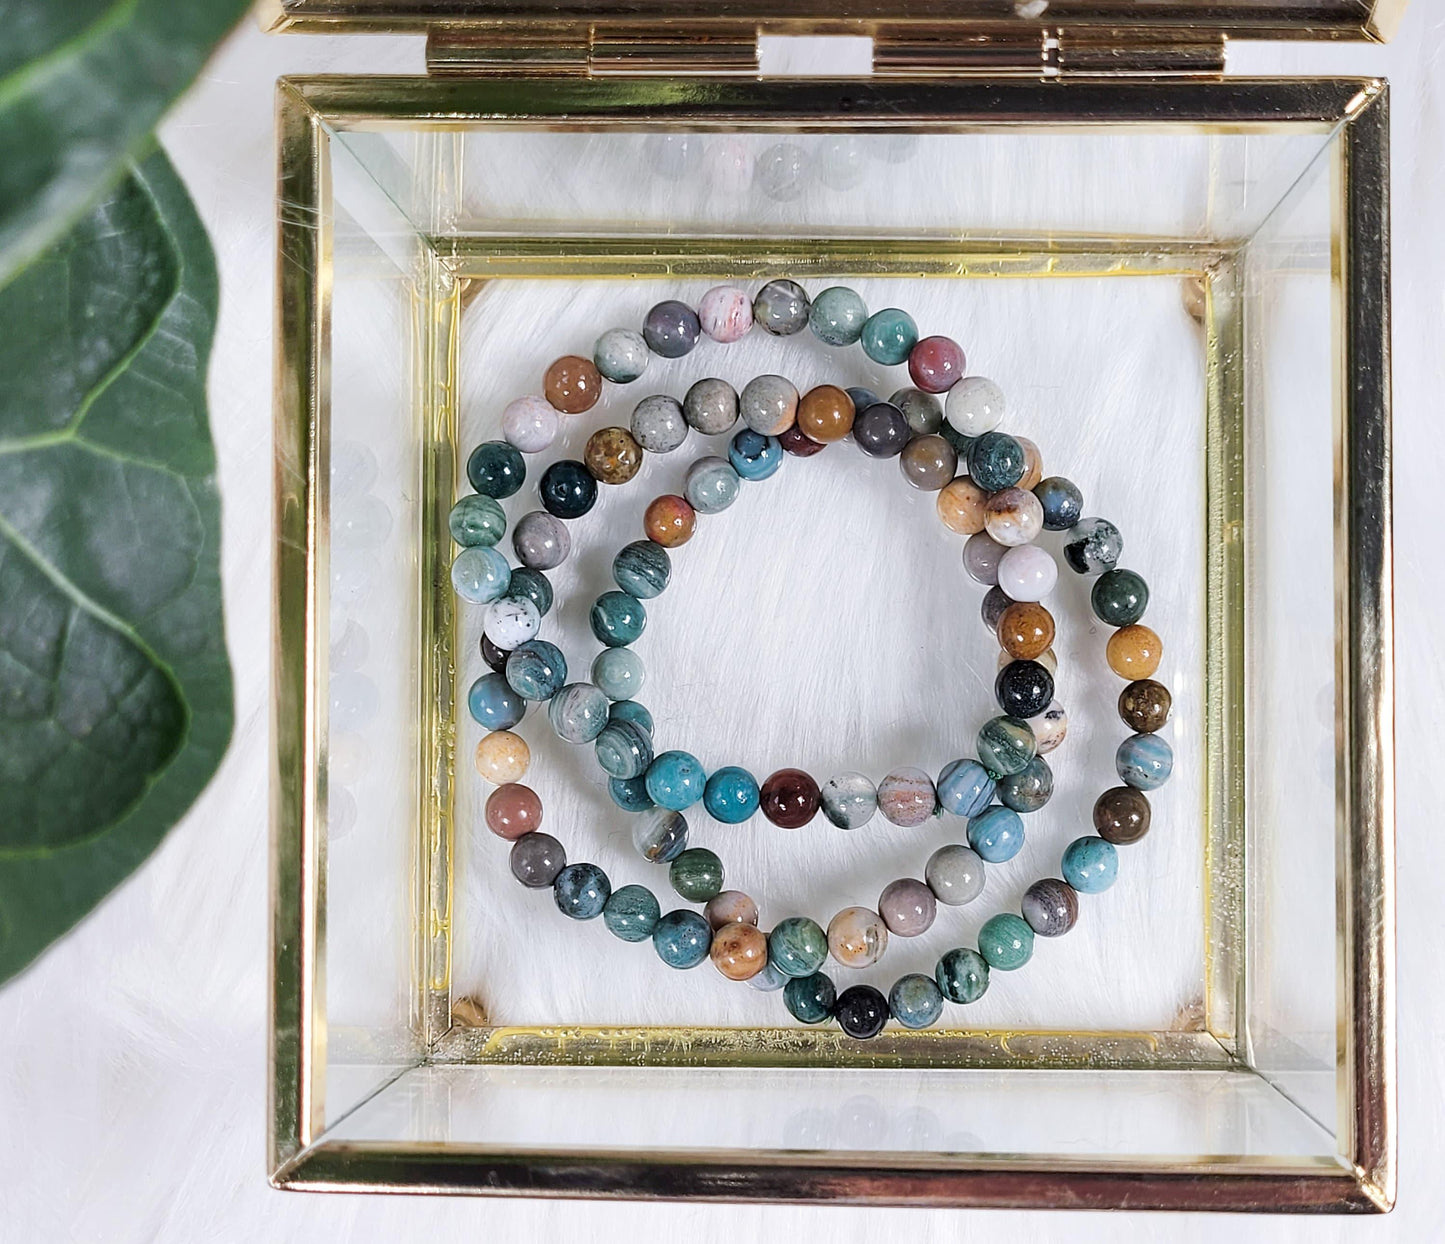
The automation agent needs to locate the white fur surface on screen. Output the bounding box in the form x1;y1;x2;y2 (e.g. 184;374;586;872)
0;15;1443;1244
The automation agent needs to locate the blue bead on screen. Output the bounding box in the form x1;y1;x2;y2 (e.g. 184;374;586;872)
808;286;869;347
450;545;511;604
609;774;655;813
590;590;646;647
652;909;712;968
592;647;645;700
967;431;1026;492
505;566;553;617
1034;476;1083;531
935;947;990;1004
594;719;654;779
609;700;654;735
784;972;837;1023
703;766;761;823
746;958;789;992
728;429;784;481
466;440;525;499
888;973;945;1029
504;640;567;701
936;759;996;818
684;456;741;514
553;862;610;920
1061;836;1119;893
860;307;918;365
603;884;660;942
612;540;672;599
967;804;1025;863
539;459;597;520
645;750;707;810
547;682;610;743
978;913;1034;971
466;673;524;731
1116;733;1173;790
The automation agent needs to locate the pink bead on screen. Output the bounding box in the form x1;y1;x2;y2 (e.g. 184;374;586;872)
908;335;966;393
878;878;937;937
485;783;543;840
698;285;754;343
501;395;559;453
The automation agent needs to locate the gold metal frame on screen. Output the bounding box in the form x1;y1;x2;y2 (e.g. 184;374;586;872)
270;76;1393;1210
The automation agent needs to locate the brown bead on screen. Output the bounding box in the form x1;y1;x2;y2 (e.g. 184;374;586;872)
1119;679;1172;733
485;783;543;840
1107;624;1162;680
644;494;696;547
936;475;989;535
997;602;1055;660
1093;785;1151;845
584;426;643;485
543;354;602;414
710;922;768;981
780;423;826;458
795;384;855;443
759;768;820;829
1016;436;1043;490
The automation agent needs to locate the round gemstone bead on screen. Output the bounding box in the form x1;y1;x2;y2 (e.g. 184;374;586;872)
548;682;610;743
591;647;644;700
936;759;996;819
878;877;936;937
506;639;568;701
936;947;989;1004
543;355;602;414
944;375;1004;437
852;402;910;458
1092;568;1149;627
510;831;565;888
1034;701;1069;755
1107;624;1163;679
612;540;671;599
684;456;741;514
729;429;784;481
705;890;759;929
467;672;524;731
753;279;810;335
644;494;696;547
604;884;661;942
646;750;708;810
962;532;1007;586
755;143;807;201
1063;517;1123;575
977;715;1036;776
978;912;1034;970
835;985;889;1039
760;768;820;828
683;377;739;436
610;774;655;813
501;395;560;454
653;909;712;968
703;766;761;824
995;659;1054;719
827;906;889;968
1094;785;1152;844
847;387;880;413
998;755;1053;813
592;327;650;383
740;374;799;436
899;434;958;491
1117;733;1174;790
925;844;986;906
506;567;553;618
1119;679;1172;733
451;545;511;604
981;585;1013;632
1022;878;1079;938
819;771;877;830
968;431;1026;492
475;729;530;785
609;700;653;734
554;862;610;919
512;510;570;570
967;804;1025;863
642;300;701;358
710;922;768;980
485;782;542;840
589;590;646;647
698;285;753;343
467;440;525;499
1062;836;1119;893
889;974;944;1030
632;807;689;863
984;487;1044;546
594;719;653;779
1016;436;1044;490
449;494;506;547
769;917;828;978
908;335;965;393
784;972;837;1024
584;426;644;485
997;601;1055;659
747;959;789;992
670;847;724;902
480;634;510;672
796;384;856;443
861;308;919;365
997;544;1058;602
630;394;689;453
891;386;943;435
1034;476;1083;530
876;767;937;827
809;286;868;346
780;424;825;457
483;596;540;650
539;459;597;520
937;476;989;535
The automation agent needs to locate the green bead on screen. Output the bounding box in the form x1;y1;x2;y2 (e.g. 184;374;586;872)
861;308;919;365
977;715;1036;777
603;884;660;942
808;286;868;347
613;540;672;599
768;916;828;978
448;494;506;547
590;590;646;647
669;847;724;902
784;971;836;1023
1091;568;1149;627
935;947;990;1003
978;913;1034;971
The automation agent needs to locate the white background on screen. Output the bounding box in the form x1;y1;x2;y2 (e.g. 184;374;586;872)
2;5;1443;1241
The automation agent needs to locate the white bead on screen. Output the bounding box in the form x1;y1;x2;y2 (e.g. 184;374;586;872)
945;376;1005;438
998;646;1057;675
996;543;1058;601
1033;701;1069;755
501;395;559;454
983;487;1043;547
482;596;540;649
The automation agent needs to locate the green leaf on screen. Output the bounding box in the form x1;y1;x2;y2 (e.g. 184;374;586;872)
0;147;233;981
0;0;251;286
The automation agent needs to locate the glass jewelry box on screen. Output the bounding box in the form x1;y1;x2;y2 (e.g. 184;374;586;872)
267;0;1398;1211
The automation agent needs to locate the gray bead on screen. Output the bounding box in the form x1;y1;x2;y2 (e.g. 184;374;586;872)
510;832;566;888
632;807;689;863
752;279;810;334
819;771;877;830
642;300;701;359
512;510;569;570
683;377;739;436
925;844;987;907
754;146;808;203
890;386;944;435
1021;877;1079;937
631;394;689;453
683;456;741;514
548;682;610;744
593;327;649;383
739;374;799;436
1063;517;1123;575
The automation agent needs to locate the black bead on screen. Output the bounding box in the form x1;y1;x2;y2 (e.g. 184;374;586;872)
995;659;1054;719
835;984;889;1040
981;585;1013;632
480;633;511;672
539;459;598;520
852;402;911;458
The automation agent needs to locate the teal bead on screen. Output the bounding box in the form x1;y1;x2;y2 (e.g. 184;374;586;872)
998;756;1053;813
505;567;553;618
466;673;523;731
978;913;1034;971
669;847;724;902
547;682;610;743
450;545;510;604
590;590;646;647
592;647;645;700
633;807;688;862
505;639;568;701
967;431;1026;492
1116;732;1173;790
809;286;869;347
553;862;610;920
594;719;654;779
862;308;919;365
684;455;741;514
609;774;654;813
728;429;784;481
1061;836;1119;893
613;540;672;599
768;916;828;978
646;750;707;810
1092;568;1149;627
703;766;760;823
966;804;1025;863
609;700;654;734
448;494;506;547
603;884;660;942
935;947;990;1004
888;973;944;1029
653;909;712;969
977;715;1037;776
784;971;836;1023
466;440;525;499
936;759;996;818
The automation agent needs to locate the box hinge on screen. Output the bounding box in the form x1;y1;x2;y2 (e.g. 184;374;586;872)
870;26;1226;78
426;22;759;77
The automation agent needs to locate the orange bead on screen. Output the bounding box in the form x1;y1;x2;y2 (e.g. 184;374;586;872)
644;494;696;547
709;922;768;981
795;384;856;443
1016;436;1043;490
1106;624;1163;679
543;355;602;414
584;426;643;485
936;476;989;535
997;602;1055;660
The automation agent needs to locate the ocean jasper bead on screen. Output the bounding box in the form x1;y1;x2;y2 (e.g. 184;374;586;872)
925;844;986;906
968;431;1026;492
1063;516;1123;575
539;460;597;520
451;546;511;603
506;639;568;701
1119;679;1172;733
467;440;525;499
475;730;530;784
995;660;1054;719
1062;836;1119;893
604;884;660;942
632;807;689;862
852;402;910;458
979;913;1034;970
748;959;788;992
982;586;1013;632
944;375;1004;437
796;384;856;443
646;750;707;810
984;487;1044;547
936;947;989;1004
501;395;560;454
784;972;836;1024
1022;878;1079;938
835;985;889;1040
480;634;510;672
592;647;644;700
548;682;609;743
512;510;570;570
809;286;868;346
997;601;1055;659
908;335;965;393
590;590;646;647
684;456;741;514
592;327;650;383
861;308;918;365
594;719;653;779
483;596;540;650
899;434;958;491
698;285;753;343
997;544;1058;602
768;917;828;978
878;877;936;937
1017;437;1044;491
1107;624;1163;679
780;424;825;458
891;387;943;435
705;890;759;929
827;906;889;968
936;759;996;818
703;766;761;824
977;715;1036;776
820;771;877;830
1117;733;1174;791
485;782;542;840
543;355;602;414
1093;568;1150;627
1094;785;1152;844
653;910;712;968
644;494;696;547
642;299;701;358
753;279;810;335
467;673;524;731
876;767;937;827
967;805;1025;863
847;386;880;412
710;922;768;980
683;377;739;436
449;494;506;547
613;540;671;599
584;426;643;486
510;832;565;888
740;374;799;436
609;699;653;734
889;974;944;1030
729;429;784;481
610;775;655;813
553;862;610;919
998;755;1053;813
1034;476;1084;530
1028;703;1066;758
962;532;1007;586
506;567;553;618
937;476;989;535
631;394;689;453
670;847;724;902
760;768;820;828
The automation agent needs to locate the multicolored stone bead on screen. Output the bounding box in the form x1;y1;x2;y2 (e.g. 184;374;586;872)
890;386;943;435
997;601;1054;659
747;958;789;992
697;285;753;343
467;672;524;731
1034;701;1069;755
966;804;1024;863
631;394;689;453
729;429;784;481
485;782;542;840
632;807;689;863
543;355;602;414
878;877;936;937
703;766;761;824
584;426;643;485
512;510;570;570
835;984;889;1039
710;921;768;980
1094;785;1152;844
998;755;1053;813
1034;476;1083;531
899;434;958;491
889;973;944;1030
1119;679;1172;733
467;440;525;499
1106;624;1163;679
646;749;708;810
977;715;1036;776
547;682;610;743
1116;733;1173;790
451;545;511;604
809;286;868;346
937;475;989;535
670;847;724;902
768;916;829;978
876;767;937;827
553;862;610;919
590;590;646;647
594;718;653;779
752;279;810;335
784;972;837;1023
683;377;739;436
653;909;712;968
997;544;1058;602
827;906;889;968
760;767;820;828
963;532;1007;586
925;844;986;906
1061;836;1118;893
612;539;671;599
449;494;506;547
936;759;996;818
796;384;855;443
592;327;650;383
936;947;989;1003
705;890;759;929
861;308;919;366
501;395;560;454
1021;878;1079;937
506;567;553;617
1092;568;1149;627
644;494;696;547
968;431;1026;492
684;455;741;514
510;831;565;888
983;486;1044;546
642;300;701;359
740;374;799;436
480;633;510;673
819;771;877;830
908;335;965;393
609;699;653;734
780;424;825;457
1016;436;1043;490
483;596;540;650
475;729;530;784
506;639;568;701
944;375;1004;437
853;402;911;458
610;774;654;813
1063;516;1123;575
603;884;660;941
978;912;1034;970
981;585;1013;632
995;659;1054;719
